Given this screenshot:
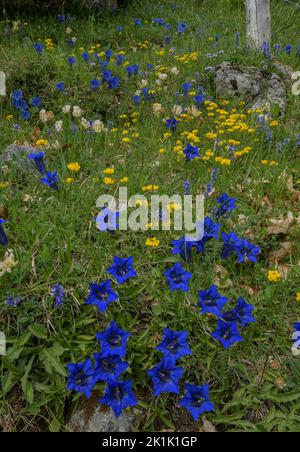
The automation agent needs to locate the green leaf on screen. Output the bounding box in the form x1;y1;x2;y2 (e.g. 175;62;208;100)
29;323;48;339
39;349;67;377
49;418;61;432
158;413;175;430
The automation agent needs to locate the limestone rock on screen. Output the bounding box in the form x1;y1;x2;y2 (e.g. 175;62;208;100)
0;144;40;171
214;61;286;114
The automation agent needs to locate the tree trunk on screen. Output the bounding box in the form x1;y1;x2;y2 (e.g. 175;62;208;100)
246;0;271;49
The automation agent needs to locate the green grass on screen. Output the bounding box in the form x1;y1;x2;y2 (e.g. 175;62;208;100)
0;0;300;432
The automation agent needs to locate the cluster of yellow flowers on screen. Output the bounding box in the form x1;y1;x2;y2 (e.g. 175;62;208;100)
36;139;49;148
174;51;199;64
261;160;279;167
45;38;54;50
102;168;129;186
145;237;160;247
142;185;159;192
268;270;282;283
296;293;300;302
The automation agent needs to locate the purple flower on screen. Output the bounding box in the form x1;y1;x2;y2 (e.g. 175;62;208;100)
179;384;215;421
86;280;118;313
148;356;184;396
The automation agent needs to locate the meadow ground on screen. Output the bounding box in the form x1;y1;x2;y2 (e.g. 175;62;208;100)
0;0;300;432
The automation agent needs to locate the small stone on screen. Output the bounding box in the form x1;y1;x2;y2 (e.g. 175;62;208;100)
0;144;41;172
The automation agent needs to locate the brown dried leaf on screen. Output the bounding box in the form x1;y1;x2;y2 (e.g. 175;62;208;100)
0;205;9;219
269;241;293;266
268;212;294;235
278;264;290;280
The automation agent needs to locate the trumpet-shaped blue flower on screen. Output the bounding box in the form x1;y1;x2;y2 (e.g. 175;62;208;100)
94;353;128;382
166;118;178;133
222;297;255;327
99;379;138;418
90;79;101;90
40;171;58;190
96;321;131;357
212;319;243;349
28;151;46;175
164;262;192;292
179;384;215;421
51;284;65;307
86;280;118;313
215;193;237;218
107;256;137;284
198;285;228;317
33;43;44;54
0;219;8;246
67;359;97;398
172;237;203;263
183;143;200;161
157;329;192;360
148;356;184;396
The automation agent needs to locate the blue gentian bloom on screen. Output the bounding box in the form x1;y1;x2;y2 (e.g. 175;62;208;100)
178;22;187;33
31;96;42;108
198;285;228;317
134;18;142;26
90;79;101;90
183;143;200;161
28;151;46;175
132;95;140;106
212;320;243;349
194;94;204;107
148;356;184;396
67;359;97;398
157;329;192;360
0;219;8;246
235;240;260;264
179;384;215;421
6;296;22;307
40;171;58;190
105;49;113;62
94;353;129;382
51;284;65;307
182;82;192;96
12;90;27;110
67;56;76;65
107;256;137;284
285;44;292;54
56;82;65;92
99;379;137;418
153;18;165;26
96;321;131;357
232;297;255;327
81;51;90;63
86;280;119;313
221;232;241;260
215;193;237;217
164;262;192;292
33;43;44;54
166;118;178;133
57;15;66;23
20;110;31;121
126;64;140;78
116;54;125;66
172;236;204;263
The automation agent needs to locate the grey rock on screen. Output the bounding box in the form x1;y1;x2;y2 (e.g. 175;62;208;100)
0;144;40;171
84;0;118;10
214;61;286;114
69;405;132;432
